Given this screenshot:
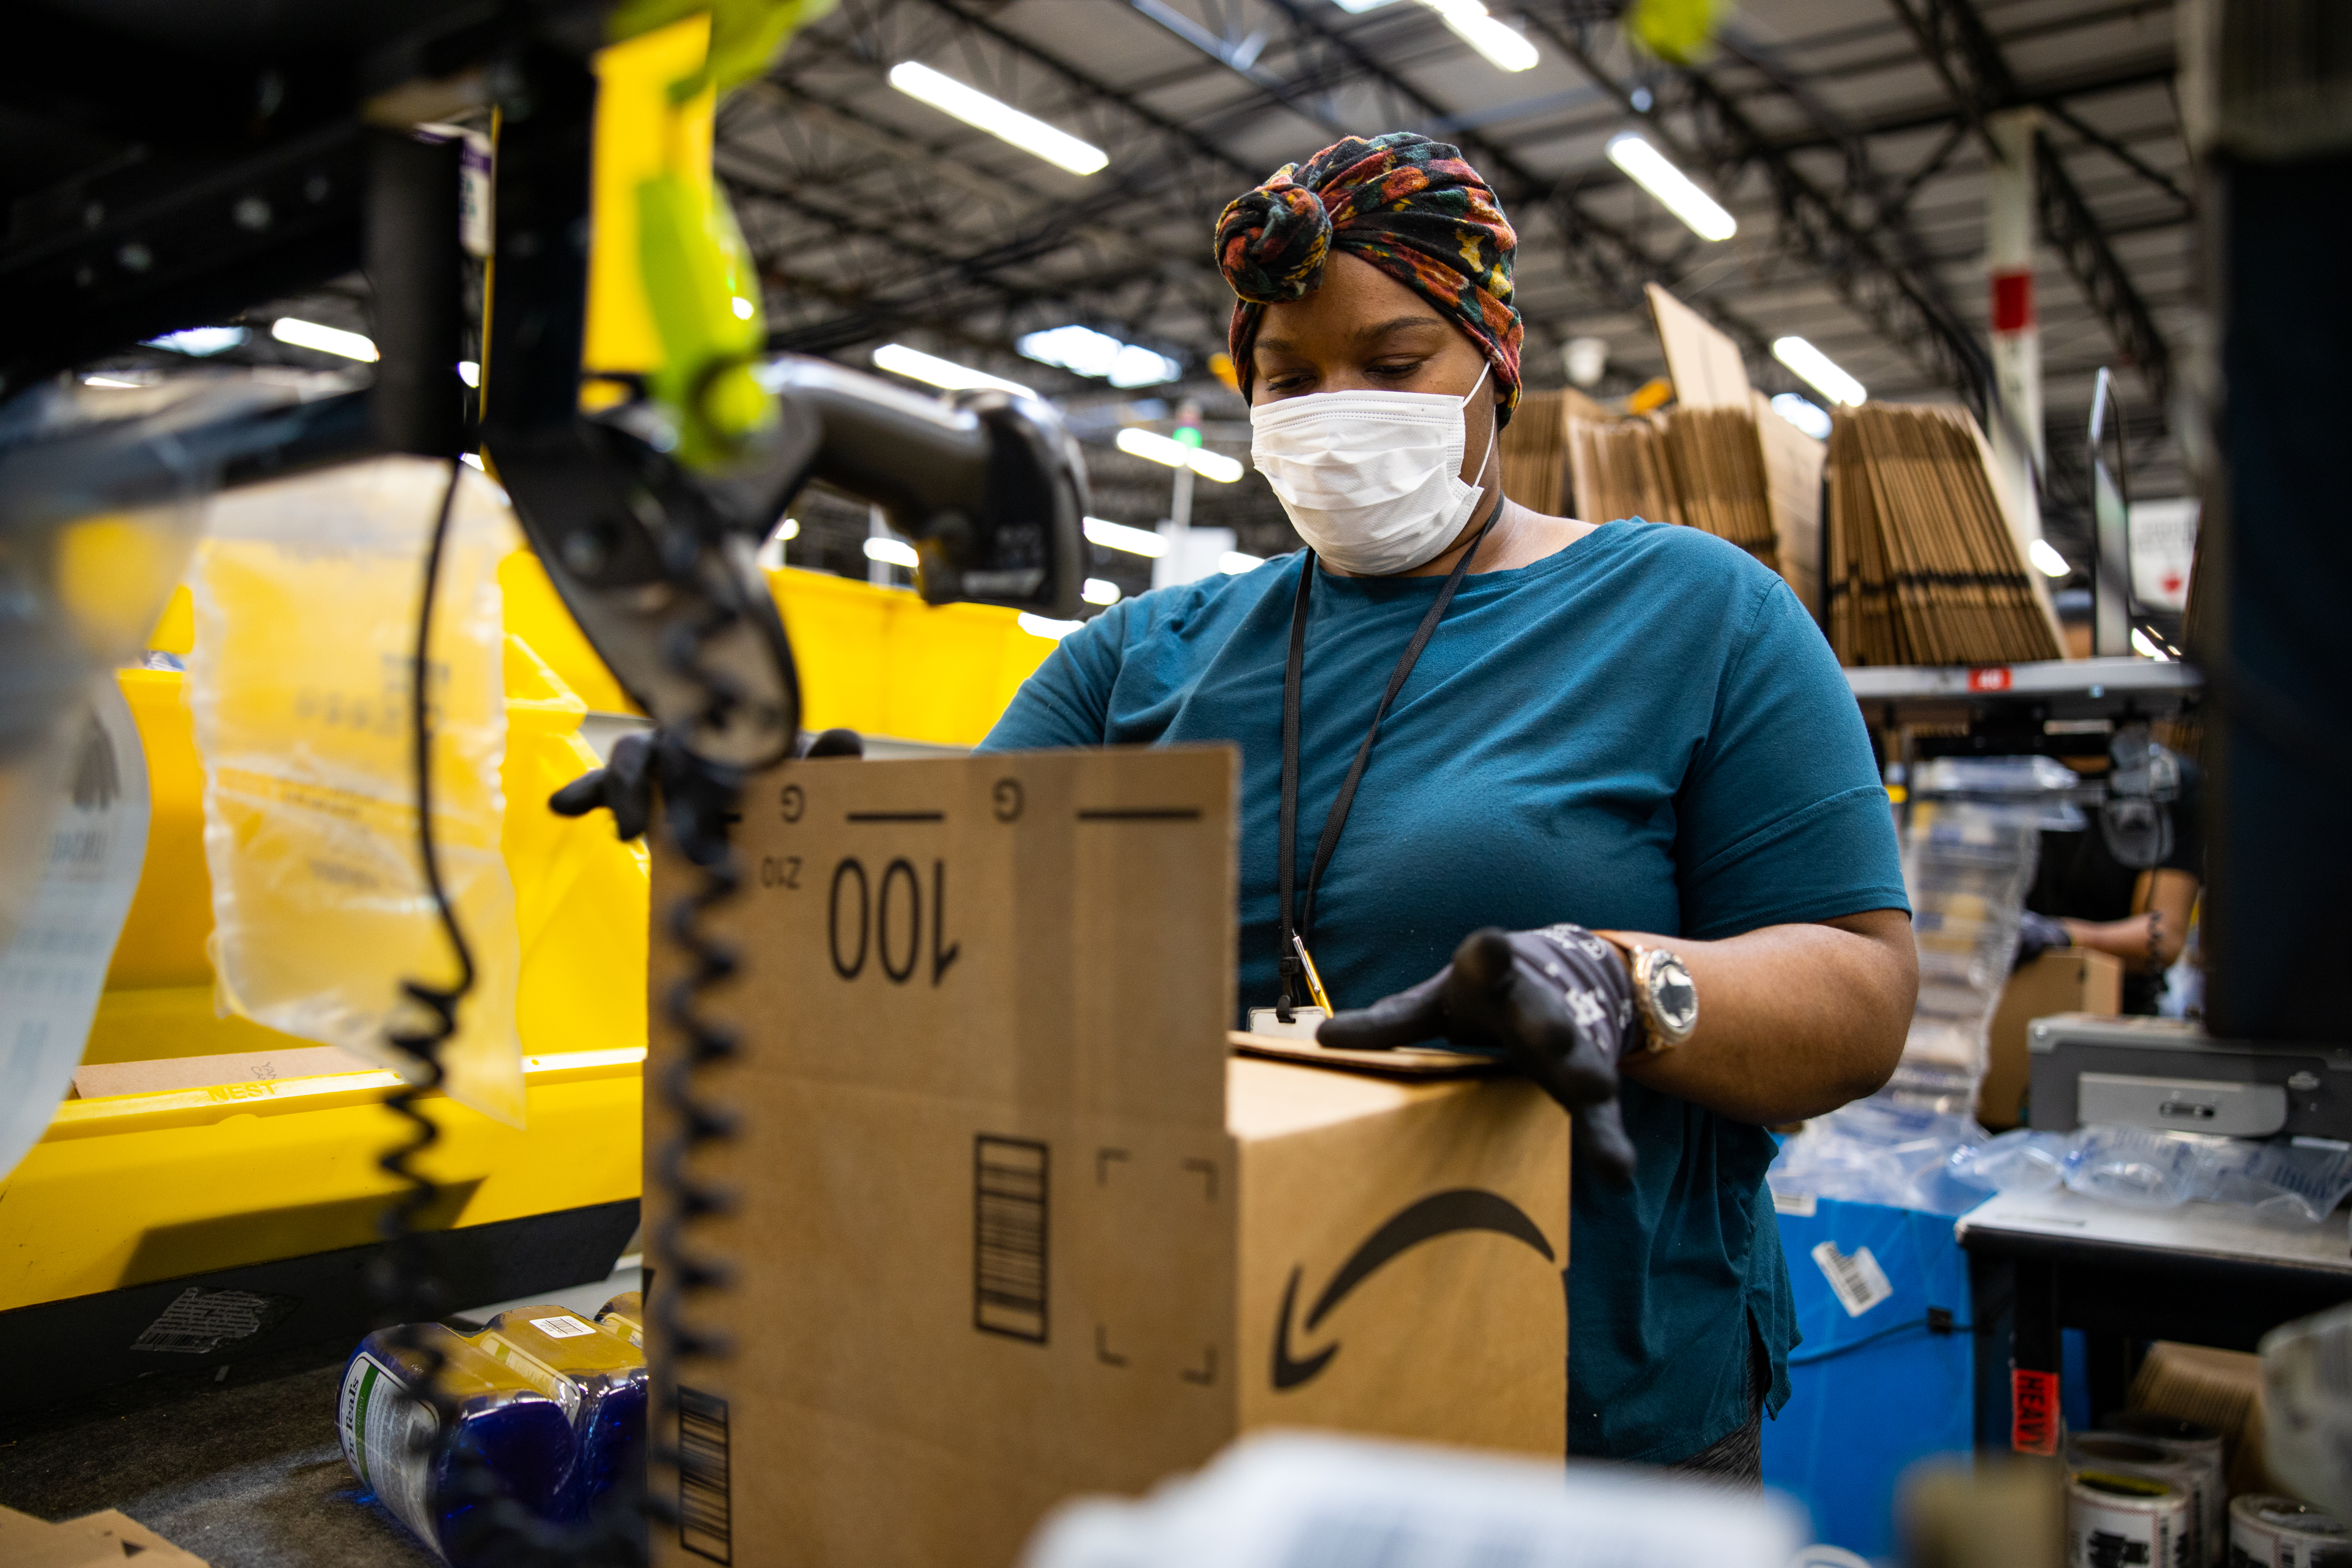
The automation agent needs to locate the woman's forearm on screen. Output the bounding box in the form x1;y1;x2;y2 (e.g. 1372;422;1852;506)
2063;913;2161;968
1597;909;1917;1125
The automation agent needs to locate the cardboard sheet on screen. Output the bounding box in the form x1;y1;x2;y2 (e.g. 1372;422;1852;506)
1647;283;1751;411
0;1505;210;1568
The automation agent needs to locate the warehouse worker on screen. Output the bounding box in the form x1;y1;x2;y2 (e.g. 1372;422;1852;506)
977;134;1916;1483
2017;729;2203;1014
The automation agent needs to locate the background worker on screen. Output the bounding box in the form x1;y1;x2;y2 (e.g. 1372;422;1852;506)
977;133;1917;1482
2018;731;2204;1014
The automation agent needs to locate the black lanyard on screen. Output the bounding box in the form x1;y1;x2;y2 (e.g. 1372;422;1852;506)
1275;509;1499;1020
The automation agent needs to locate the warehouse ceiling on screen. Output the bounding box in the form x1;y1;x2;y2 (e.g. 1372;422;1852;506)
732;0;2192;596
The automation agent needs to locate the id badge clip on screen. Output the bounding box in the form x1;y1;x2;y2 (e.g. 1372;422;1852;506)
1248;935;1335;1040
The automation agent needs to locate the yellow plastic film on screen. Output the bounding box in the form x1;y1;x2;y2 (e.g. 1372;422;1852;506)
186;458;528;1126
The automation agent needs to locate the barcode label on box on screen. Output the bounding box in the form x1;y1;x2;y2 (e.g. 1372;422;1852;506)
975;1135;1049;1343
677;1386;732;1564
1810;1241;1893;1318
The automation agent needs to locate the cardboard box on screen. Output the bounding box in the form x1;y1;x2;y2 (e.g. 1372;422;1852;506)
646;747;1568;1568
0;1506;209;1568
1980;947;2123;1128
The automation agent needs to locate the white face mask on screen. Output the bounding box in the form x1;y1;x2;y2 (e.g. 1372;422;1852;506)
1248;362;1498;576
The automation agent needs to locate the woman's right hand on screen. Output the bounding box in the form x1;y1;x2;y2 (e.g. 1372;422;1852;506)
1318;925;1639;1182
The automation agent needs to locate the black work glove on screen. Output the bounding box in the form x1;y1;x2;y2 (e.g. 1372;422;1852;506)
1318;924;1640;1183
2014;911;2072;971
550;728;867;843
550;730;657;841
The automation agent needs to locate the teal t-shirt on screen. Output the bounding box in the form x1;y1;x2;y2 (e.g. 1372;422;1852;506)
976;518;1907;1464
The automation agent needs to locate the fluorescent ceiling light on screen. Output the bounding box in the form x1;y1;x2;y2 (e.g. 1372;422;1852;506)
1018;612;1084;640
1019;324;1180;388
776;517;801;541
871;343;1036;397
1085;517;1169;558
1606;134;1735;241
864;536;919;569
1771;336;1866;407
730;296;755;321
1220;551;1265;574
1111;344;1181;388
1117;427;1243;483
2028;538;2070;579
145;326;248;356
2130;626;2169;662
1021;325;1119;377
272;316;379;362
1423;0;1539;71
459;452;485;470
458;359;481;388
1331;0;1403;10
888;62;1108;176
1081;578;1122;606
1769;392;1831;441
83;374;144;388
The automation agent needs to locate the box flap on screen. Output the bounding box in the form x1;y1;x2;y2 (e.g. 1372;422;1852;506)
707;746;1235;1130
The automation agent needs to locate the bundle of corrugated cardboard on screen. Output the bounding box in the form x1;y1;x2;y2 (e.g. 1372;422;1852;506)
1537;287;1822;607
1497;389;1575;517
1825;402;2065;667
0;1505;209;1567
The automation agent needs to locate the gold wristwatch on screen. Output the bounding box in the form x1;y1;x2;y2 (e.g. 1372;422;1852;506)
1617;941;1700;1056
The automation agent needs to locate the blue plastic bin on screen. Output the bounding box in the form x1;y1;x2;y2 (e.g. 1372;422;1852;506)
1762;1197;1978;1561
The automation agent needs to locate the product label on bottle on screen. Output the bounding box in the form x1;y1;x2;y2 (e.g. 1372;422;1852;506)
338;1352;442;1551
529;1315;597;1339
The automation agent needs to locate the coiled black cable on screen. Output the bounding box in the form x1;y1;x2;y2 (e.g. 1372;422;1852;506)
370;458;661;1568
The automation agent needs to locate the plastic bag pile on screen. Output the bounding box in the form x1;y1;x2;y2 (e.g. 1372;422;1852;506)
1769;1096;2352;1226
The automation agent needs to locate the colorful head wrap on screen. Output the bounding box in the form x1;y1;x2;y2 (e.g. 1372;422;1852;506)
1215;132;1523;425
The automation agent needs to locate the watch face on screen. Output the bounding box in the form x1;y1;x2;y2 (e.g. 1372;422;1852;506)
1646;952;1699;1041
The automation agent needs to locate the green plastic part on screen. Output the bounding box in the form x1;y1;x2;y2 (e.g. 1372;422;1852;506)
638;171;772;469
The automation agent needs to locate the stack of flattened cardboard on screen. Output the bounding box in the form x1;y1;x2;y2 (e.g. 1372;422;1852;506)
1498;387;1615;519
1751;389;1827;616
1565;409;1789;571
646;747;1568;1568
1658;407;1780;570
1556;286;1819;597
1498;391;1569;517
1566;414;1679;528
1825;403;2066;666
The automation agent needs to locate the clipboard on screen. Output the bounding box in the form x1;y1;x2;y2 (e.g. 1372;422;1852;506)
1227;1030;1499;1080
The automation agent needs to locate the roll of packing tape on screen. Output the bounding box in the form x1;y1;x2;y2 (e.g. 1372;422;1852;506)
2070;1432;2214;1566
2100;1413;2227;1568
2230;1494;2351;1568
2068;1471;2190;1568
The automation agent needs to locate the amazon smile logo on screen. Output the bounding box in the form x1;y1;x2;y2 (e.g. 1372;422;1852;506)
1271;1188;1557;1390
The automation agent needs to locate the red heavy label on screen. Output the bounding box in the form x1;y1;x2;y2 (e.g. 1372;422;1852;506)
2012;1367;2061;1455
1968;666;2013;692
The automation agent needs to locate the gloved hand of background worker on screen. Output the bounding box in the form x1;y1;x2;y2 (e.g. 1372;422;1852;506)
2013;910;2073;971
550;726;864;842
1318;924;1640;1182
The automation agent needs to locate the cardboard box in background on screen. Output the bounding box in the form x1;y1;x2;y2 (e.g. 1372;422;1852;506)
1980;948;2123;1128
645;747;1568;1568
0;1506;209;1568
